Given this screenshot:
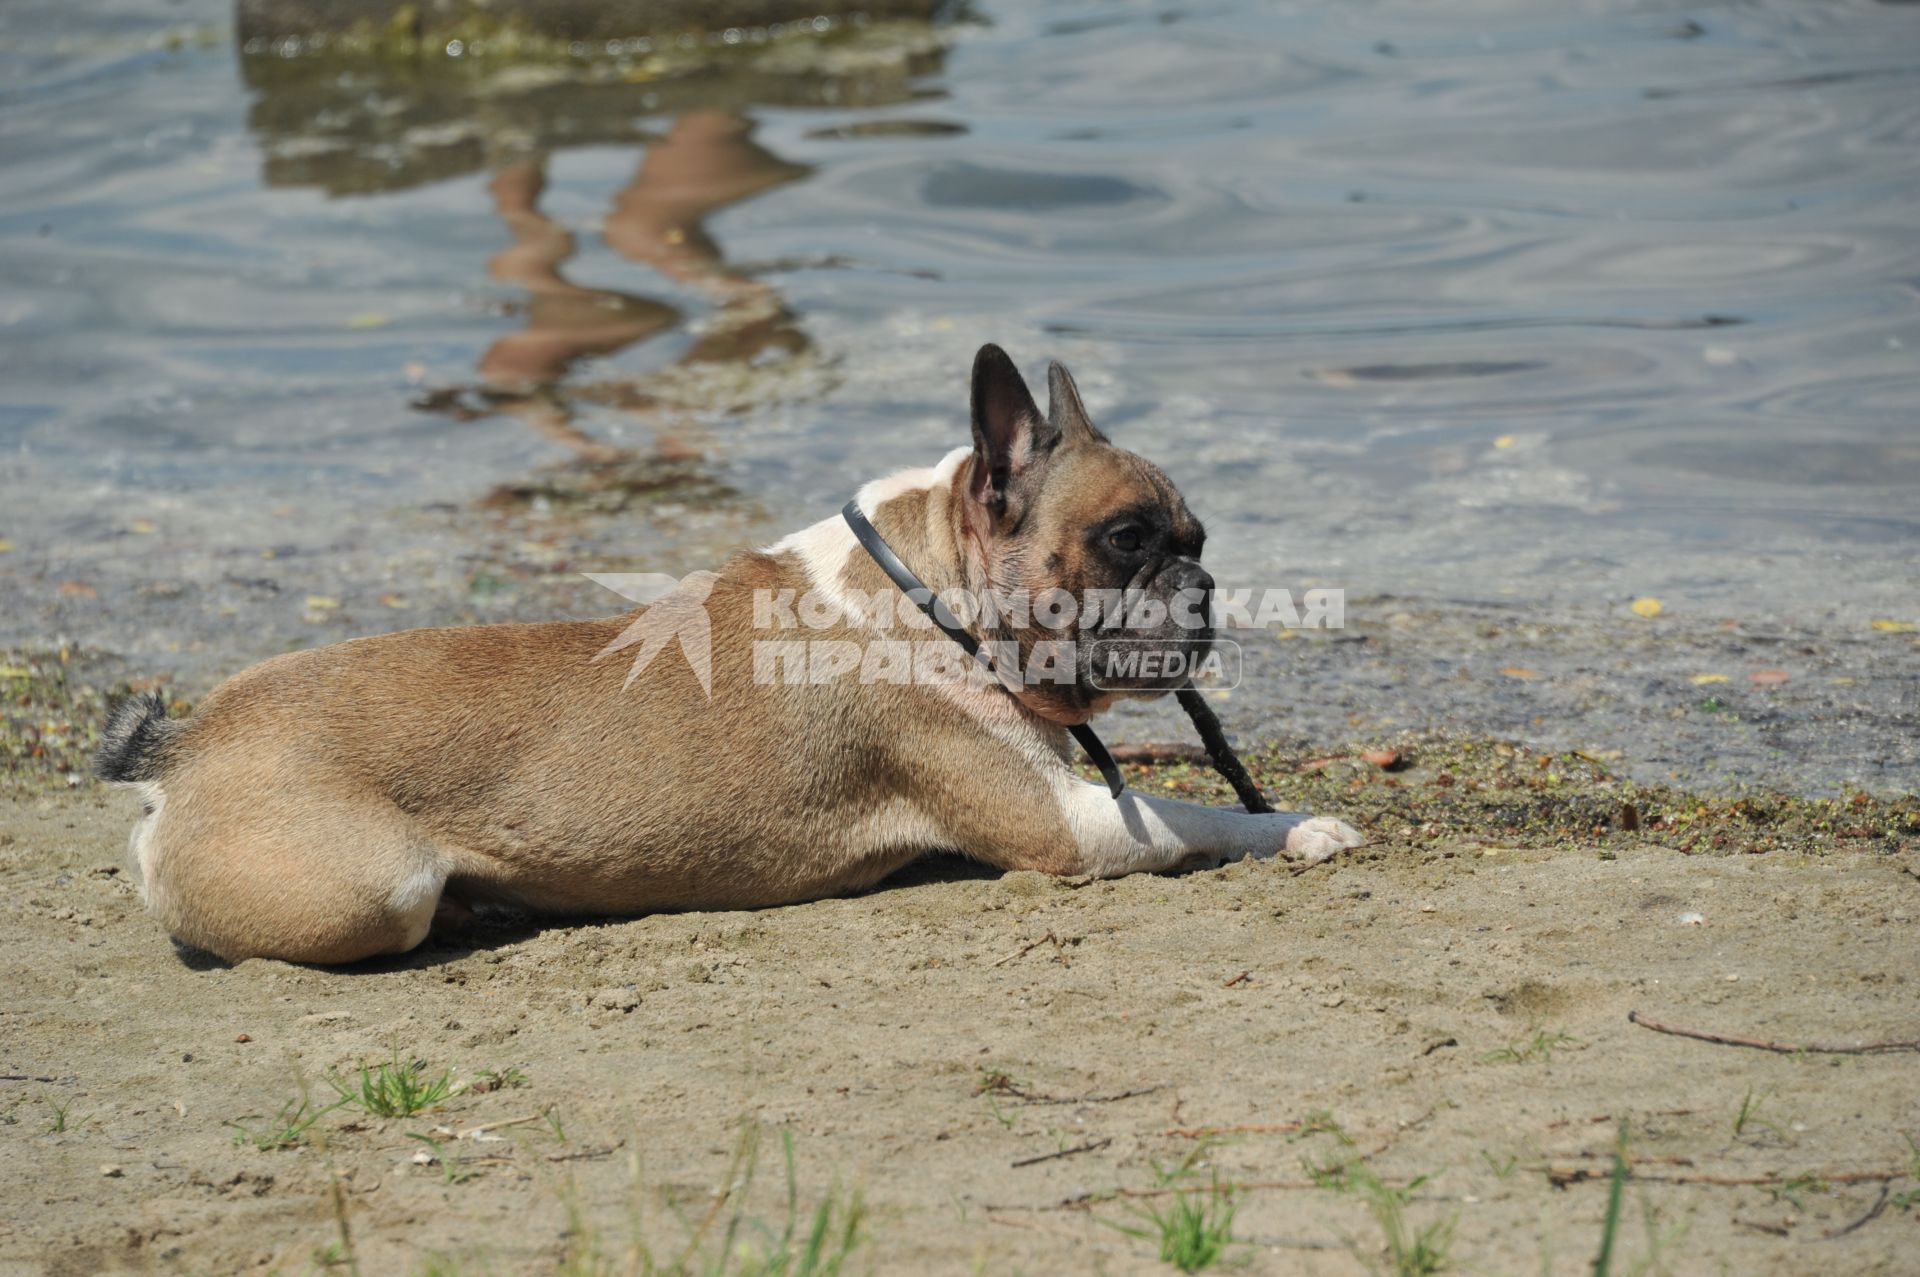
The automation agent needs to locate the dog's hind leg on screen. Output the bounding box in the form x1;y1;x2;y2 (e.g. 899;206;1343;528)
139;783;450;965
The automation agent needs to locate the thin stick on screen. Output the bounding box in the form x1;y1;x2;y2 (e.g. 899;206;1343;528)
1551;1152;1698;1167
983;1181;1322;1213
1111;1179;1323;1200
984;1212;1110;1245
1628;1011;1920;1056
1822;1185;1891;1240
1541;1166;1903;1189
1022;1085;1164;1108
1163;1122;1303;1139
983;1079;1164;1107
989;1160;1418;1215
1175;685;1272;814
1011;1137;1113;1168
1223;971;1251;989
546;1142;625;1163
1046;931;1071;968
1546;1109;1693;1130
458;1110;549;1139
1732;1217;1790;1237
992;931;1060;968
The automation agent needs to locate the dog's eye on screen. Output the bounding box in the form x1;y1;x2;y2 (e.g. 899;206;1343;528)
1107;527;1142;554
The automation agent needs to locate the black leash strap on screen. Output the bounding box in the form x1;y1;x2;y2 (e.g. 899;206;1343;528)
841;499;1126;799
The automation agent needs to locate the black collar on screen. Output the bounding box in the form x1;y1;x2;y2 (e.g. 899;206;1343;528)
842;499;1125;799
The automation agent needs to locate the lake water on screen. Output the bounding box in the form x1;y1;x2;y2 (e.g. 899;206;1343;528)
2;0;1916;668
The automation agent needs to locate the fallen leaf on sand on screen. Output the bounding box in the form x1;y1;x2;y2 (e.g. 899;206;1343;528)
346;312;391;329
304;595;341;611
1690;673;1729;685
1494;435;1516;449
0;539;13;553
1499;666;1542;680
1870;619;1914;633
56;581;97;598
1630;597;1663;618
1749;670;1790;686
1360;749;1401;769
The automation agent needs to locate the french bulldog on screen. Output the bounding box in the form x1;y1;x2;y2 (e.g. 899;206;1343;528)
98;345;1363;963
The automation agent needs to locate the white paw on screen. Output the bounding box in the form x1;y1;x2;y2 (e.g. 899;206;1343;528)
1283;816;1366;866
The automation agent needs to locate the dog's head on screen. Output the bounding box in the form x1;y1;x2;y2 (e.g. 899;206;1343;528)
960;344;1213;723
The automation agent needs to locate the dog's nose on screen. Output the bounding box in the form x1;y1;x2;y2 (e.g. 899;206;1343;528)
1166;559;1214;632
1169;559;1214;599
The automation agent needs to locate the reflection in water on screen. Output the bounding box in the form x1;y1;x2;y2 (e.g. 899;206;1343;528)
238;17;951;495
473;110;811;468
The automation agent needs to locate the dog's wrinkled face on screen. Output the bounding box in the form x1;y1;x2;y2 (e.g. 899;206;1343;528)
961;344;1213;722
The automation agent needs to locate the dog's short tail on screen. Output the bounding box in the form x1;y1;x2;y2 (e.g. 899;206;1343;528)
95;690;183;784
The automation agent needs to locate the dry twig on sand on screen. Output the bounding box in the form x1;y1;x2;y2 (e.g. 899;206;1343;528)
991;931;1070;968
1545;1108;1694;1130
1011;1137;1113;1168
546;1142;624;1163
1628;1010;1920;1055
1162;1122;1304;1139
1540;1165;1903;1189
1822;1186;1892;1240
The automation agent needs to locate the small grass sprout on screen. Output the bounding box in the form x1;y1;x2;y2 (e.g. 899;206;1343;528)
328;1056;459;1118
227;1095;349;1151
561;1124;865;1276
1731;1088;1781;1140
1765;1172;1827;1211
1593;1121;1628;1277
471;1066;530;1093
1479;1150;1518;1180
1311;1154;1454;1277
44;1094;81;1134
1110;1178;1239;1274
1481;1028;1583;1065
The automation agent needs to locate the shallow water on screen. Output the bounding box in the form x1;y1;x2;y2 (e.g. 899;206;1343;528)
2;0;1916;642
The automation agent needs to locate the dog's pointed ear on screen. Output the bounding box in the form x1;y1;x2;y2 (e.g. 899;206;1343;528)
969;344;1057;511
1047;360;1107;444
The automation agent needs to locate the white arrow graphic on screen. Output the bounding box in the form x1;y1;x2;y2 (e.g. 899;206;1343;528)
585;571;721;697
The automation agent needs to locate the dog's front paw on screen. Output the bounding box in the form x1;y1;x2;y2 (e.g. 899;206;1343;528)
1283;816;1365;866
